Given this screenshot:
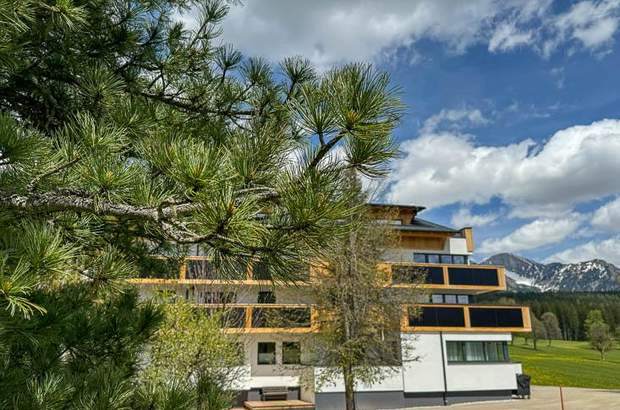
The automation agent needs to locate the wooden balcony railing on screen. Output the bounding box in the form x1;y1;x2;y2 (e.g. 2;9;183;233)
402;304;531;333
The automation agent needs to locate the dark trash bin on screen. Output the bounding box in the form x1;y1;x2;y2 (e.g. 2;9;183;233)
516;374;531;399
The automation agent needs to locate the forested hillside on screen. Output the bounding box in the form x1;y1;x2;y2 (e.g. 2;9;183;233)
480;292;620;340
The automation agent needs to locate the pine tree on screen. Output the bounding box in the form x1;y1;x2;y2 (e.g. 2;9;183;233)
0;1;403;407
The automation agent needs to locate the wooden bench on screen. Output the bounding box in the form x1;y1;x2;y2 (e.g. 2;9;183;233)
261;386;289;401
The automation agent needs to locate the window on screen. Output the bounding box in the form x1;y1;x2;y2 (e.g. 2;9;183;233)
257;342;276;365
413;253;469;265
446;341;509;363
282;342;301;364
431;294;444;304
444;294;457;304
457;295;469;304
258;291;276;304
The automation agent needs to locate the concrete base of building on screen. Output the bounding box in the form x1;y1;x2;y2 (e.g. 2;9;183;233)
314;389;513;410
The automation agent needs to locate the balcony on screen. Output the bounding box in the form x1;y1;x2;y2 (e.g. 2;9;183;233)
200;304;317;333
130;257;311;286
386;263;506;294
402;304;531;333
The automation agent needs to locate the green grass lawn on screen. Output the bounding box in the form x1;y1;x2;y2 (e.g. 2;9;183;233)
509;337;620;389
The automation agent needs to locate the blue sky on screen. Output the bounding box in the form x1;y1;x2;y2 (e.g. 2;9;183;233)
191;0;620;265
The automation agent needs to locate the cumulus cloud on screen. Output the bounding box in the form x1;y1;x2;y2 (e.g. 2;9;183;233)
592;197;620;231
546;236;620;266
421;109;489;134
479;214;585;254
179;0;620;68
386;119;620;214
451;208;499;227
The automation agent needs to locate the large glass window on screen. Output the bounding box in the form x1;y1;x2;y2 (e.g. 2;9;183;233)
257;342;276;365
413;253;427;263
282;342;301;364
446;341;509;363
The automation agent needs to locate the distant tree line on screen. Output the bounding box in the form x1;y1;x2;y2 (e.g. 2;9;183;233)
480;292;620;341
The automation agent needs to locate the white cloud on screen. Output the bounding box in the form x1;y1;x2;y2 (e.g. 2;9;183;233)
451;208;499;227
546;236;620;266
217;0;504;68
592;197;620;231
479;214;585;254
177;0;620;69
421;109;489;134
553;0;620;50
489;22;532;52
387;119;620;215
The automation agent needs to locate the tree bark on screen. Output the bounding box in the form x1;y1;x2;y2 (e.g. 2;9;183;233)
343;364;356;410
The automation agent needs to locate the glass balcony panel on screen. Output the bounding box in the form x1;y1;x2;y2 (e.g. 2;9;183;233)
393;265;444;284
186;260;219;279
469;307;524;328
409;306;465;327
252;307;311;328
206;307;245;328
448;267;499;286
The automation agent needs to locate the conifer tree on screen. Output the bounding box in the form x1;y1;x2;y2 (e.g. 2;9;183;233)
0;1;403;407
541;311;562;346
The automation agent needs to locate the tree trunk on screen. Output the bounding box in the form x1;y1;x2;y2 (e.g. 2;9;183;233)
343;365;356;410
548;339;552;347
533;337;537;350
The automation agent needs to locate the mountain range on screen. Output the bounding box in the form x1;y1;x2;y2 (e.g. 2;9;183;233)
481;253;620;292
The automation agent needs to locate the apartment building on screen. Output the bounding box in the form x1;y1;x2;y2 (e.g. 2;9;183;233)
133;203;531;409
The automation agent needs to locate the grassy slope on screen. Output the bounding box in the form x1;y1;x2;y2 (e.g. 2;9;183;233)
509;337;620;389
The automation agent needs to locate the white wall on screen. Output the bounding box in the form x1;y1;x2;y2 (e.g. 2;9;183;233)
314;367;404;393
402;333;445;392
402;332;520;393
447;238;470;256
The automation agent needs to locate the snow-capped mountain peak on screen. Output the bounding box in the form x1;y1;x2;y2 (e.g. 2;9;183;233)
482;253;620;292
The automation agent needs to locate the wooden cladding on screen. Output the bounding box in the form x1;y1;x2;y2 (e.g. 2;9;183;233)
460;227;475;252
398;234;447;251
403;304;532;333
